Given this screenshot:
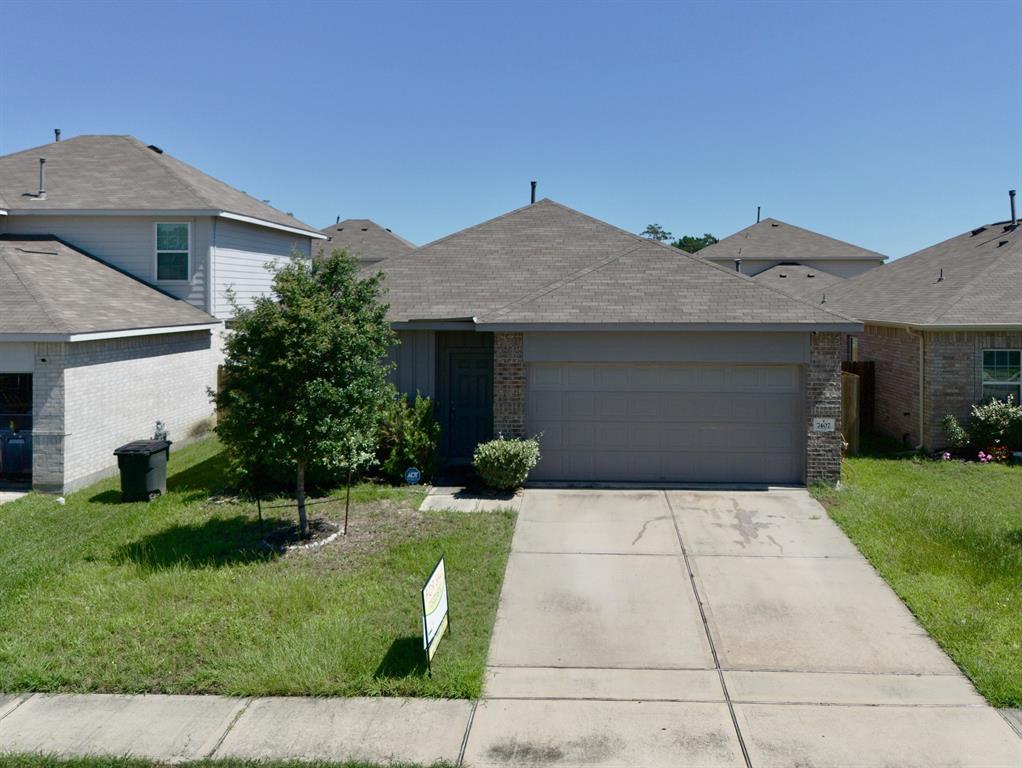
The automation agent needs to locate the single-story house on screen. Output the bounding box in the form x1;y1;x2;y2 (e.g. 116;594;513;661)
373;199;862;486
699;217;886;278
0;133;323;492
316;218;415;267
818;210;1022;450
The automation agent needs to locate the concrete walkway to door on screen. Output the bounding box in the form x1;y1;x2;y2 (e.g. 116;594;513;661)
464;488;1022;767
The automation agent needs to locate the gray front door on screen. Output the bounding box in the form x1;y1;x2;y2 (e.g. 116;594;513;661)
447;350;493;461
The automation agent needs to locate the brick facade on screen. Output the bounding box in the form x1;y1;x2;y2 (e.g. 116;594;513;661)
493;332;525;438
853;327;1022;451
805;332;843;485
858;325;922;446
29;330;217;493
923;330;1022;450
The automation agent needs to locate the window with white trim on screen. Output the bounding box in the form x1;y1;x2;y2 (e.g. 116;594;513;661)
155;222;190;281
982;350;1021;402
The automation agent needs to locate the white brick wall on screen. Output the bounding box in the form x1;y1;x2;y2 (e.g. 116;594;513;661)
55;331;217;490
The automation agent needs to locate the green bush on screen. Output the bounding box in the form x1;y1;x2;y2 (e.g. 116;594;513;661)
376;390;441;483
968;396;1022;451
942;414;970;450
473;436;541;490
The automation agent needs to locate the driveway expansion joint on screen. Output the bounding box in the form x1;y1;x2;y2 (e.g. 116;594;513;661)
665;491;754;768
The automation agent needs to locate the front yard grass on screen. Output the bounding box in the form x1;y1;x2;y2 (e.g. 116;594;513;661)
813;452;1022;708
0;439;515;699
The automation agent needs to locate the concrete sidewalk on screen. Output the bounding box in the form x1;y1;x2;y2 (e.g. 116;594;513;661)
0;693;474;763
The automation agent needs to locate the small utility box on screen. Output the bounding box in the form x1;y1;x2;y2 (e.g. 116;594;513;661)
114;440;172;502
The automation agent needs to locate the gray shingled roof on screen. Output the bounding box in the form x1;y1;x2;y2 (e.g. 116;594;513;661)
700;218;886;264
316;219;415;265
0;135;321;235
752;263;845;301
376;199;858;328
0;236;218;336
824;221;1022;327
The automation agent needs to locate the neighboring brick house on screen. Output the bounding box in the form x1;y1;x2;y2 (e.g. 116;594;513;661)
376;199;859;486
0;134;324;492
804;206;1022;450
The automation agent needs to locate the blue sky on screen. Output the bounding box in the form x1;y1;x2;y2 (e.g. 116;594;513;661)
1;0;1020;259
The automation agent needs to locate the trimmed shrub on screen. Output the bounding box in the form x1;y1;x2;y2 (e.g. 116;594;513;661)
376;390;441;483
473;436;541;491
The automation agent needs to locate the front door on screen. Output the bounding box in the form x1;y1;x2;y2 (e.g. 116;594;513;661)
447;350;493;461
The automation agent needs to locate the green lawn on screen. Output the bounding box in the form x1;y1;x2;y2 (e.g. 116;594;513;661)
0;759;450;768
813;453;1022;707
0;439;515;699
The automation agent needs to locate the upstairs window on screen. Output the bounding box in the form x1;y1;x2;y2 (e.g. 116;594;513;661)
982;350;1021;402
156;222;190;281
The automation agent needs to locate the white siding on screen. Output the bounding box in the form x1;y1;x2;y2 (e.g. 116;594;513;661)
0;343;34;372
3;214;211;310
213;218;313;318
61;331;217;491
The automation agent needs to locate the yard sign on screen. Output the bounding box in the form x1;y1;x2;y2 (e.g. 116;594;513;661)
421;555;450;671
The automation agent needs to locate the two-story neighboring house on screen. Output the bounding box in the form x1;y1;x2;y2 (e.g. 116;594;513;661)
0;134;324;493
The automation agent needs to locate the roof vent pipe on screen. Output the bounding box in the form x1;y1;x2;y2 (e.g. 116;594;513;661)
336;215;340;224
756;205;761;224
54;128;61;142
1010;189;1017;226
530;180;537;204
38;158;46;199
734;258;742;273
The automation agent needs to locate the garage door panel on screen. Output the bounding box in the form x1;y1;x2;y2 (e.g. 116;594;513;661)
528;363;804;484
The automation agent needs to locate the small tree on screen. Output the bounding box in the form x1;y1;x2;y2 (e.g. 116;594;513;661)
214;249;394;538
640;223;673;242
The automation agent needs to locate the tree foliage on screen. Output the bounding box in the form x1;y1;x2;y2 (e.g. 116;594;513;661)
214;249;395;536
640;223;673;242
671;233;719;253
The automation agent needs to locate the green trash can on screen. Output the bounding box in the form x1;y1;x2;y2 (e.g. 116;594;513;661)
113;440;172;502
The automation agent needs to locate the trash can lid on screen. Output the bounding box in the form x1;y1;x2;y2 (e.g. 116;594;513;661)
114;440;172;456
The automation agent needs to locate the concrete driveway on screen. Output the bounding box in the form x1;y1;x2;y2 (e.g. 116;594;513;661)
464;488;1021;767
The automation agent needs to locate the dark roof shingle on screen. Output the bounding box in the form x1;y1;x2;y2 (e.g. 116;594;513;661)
316;219;414;265
0;236;218;336
700;218;885;264
825;222;1022;326
376;200;858;328
0;135;320;236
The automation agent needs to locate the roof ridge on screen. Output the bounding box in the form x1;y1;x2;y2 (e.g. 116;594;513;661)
484;242;648;319
405;198;550;255
930;230;1022;324
540;199;859;323
123;136;214;209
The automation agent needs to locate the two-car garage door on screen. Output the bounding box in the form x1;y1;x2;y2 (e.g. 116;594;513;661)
527;363;804;484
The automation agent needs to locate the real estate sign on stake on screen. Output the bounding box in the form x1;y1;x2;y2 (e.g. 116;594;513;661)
421;555;449;673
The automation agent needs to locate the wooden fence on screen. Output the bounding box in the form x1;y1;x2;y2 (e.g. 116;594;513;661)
842;371;861;455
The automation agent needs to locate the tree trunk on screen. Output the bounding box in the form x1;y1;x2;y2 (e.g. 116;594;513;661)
296;460;310;539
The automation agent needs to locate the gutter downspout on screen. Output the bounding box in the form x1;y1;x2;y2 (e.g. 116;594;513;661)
907;327;925;451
